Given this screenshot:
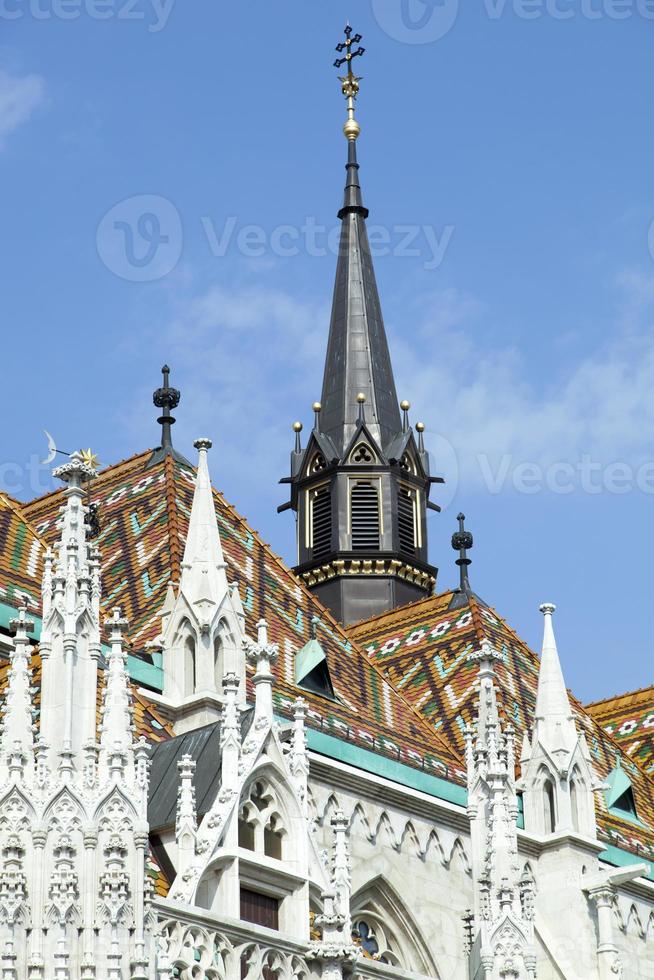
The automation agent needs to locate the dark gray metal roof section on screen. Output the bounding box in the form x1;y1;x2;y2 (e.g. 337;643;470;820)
147;709;254;830
319;140;402;455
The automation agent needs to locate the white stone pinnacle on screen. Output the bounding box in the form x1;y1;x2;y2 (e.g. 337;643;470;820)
535;602;577;754
2;606;35;764
180;437;228;616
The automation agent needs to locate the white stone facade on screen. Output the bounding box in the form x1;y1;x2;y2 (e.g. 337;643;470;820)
0;444;652;979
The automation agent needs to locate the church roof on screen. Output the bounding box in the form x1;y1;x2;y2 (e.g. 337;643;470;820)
5;448;654;867
147;710;255;829
18;449;465;785
586;684;654;776
351;591;654;864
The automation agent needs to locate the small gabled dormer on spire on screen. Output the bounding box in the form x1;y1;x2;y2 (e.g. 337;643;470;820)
520;603;601;838
281;27;440;626
157;437;246;734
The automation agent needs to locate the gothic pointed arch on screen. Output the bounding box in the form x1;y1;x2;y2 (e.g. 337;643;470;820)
351;875;441;977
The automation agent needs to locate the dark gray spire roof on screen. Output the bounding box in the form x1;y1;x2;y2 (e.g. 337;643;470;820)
319;140;402;455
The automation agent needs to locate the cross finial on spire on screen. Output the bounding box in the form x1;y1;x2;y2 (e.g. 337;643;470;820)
452;512;473;594
335;24;364;141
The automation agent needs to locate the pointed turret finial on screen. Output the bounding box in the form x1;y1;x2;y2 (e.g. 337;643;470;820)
146;365;191;469
293;421;303;454
400;400;411;433
535;602;577;753
334;24;364;142
452;513;473;594
3;605;36;763
154;365;179;450
313;402;322;432
356;392;366;424
415;421;426;453
179;437;229;625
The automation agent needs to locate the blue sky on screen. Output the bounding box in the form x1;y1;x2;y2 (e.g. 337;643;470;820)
2;1;654;702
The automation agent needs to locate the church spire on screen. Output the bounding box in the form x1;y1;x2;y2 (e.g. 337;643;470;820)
319;26;401;455
280;27;439;626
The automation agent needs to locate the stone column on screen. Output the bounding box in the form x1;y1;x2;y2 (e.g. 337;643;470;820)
131;830;150;980
588;885;622;980
80;827;97;979
27;827;46;980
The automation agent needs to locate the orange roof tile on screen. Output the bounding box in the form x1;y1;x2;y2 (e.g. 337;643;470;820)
586;685;654;776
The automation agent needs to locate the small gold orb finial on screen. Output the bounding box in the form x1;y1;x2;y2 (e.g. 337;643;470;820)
343;116;361;141
313;402;322;413
293;422;303;433
400;400;411;412
416;422;425;433
356;392;366;404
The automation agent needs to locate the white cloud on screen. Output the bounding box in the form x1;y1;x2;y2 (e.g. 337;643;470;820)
139;283;329;488
0;69;45;149
126;270;654;505
391;276;654;491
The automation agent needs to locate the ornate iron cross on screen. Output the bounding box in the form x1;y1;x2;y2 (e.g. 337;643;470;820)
333;24;365;73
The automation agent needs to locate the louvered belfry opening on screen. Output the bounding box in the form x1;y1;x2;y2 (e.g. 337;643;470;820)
398;487;416;555
351;480;380;551
311;485;332;559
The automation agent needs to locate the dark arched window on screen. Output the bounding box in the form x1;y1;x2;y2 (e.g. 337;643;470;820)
184;634;196;697
544;778;556;833
570;777;580;832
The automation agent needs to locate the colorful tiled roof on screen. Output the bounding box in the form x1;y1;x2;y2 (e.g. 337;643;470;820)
351;592;654;863
586;685;654;776
0;493;44;614
20;450;465;784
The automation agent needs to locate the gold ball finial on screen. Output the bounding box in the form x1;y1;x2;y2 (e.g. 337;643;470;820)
313;402;322;413
400;400;411;412
416;422;425;433
343;117;361;141
293;422;303;433
356;392;366;404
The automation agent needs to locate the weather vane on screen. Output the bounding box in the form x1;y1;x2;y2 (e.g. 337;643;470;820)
334;24;365;140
